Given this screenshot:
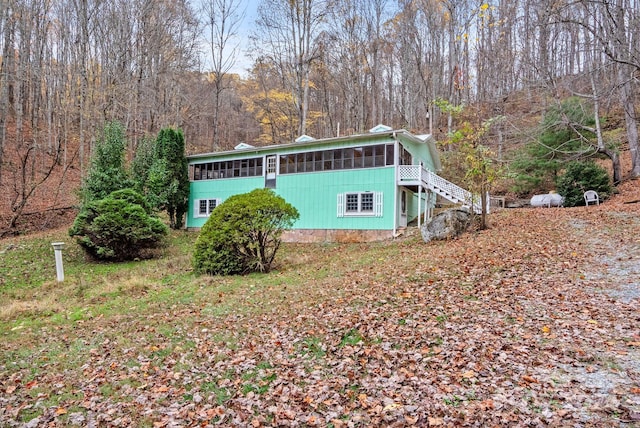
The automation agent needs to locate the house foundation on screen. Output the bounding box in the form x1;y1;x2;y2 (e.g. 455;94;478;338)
282;229;394;243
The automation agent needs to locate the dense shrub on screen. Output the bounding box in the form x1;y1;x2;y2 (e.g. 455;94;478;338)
148;128;190;229
510;97;597;195
69;189;168;261
80;121;132;203
556;161;612;207
193;189;299;275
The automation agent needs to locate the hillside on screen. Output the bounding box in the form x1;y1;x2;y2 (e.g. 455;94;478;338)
1;107;638;239
1;181;639;426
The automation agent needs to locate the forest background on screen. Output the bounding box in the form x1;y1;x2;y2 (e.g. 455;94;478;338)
1;0;639;235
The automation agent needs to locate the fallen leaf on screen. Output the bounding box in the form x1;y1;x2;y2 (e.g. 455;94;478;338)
383;403;402;411
461;370;476;379
358;393;368;407
480;399;495;410
428;417;444;426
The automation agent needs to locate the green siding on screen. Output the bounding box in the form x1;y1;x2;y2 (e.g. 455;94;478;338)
187;130;440;232
188;177;264;228
407;190;430;222
400;137;436;171
275;167;395;230
188;167;396;230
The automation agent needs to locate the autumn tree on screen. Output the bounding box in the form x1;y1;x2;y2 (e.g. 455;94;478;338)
512;97;619;194
547;0;639;178
253;0;329;138
436;99;504;229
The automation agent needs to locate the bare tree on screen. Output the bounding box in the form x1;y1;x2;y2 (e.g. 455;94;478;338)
0;0;15;182
254;0;330;138
555;0;640;177
202;0;244;150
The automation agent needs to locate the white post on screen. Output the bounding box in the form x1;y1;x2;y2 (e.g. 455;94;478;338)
418;185;421;229
52;242;65;282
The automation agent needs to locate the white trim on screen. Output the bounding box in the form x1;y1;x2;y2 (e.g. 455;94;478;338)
374;192;383;217
194;198;221;218
337;193;344;217
338;191;383;217
369;124;392;133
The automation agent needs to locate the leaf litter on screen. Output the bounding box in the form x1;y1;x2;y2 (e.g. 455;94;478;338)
1;182;640;427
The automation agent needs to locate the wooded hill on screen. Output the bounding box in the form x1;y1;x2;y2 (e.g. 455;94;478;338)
1;0;639;235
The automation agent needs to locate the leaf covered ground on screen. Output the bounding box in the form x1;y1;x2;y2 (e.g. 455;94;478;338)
1;182;640;427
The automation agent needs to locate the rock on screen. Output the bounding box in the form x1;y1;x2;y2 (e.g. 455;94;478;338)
421;209;472;243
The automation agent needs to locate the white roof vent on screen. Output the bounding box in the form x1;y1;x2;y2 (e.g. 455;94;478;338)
234;142;255;150
295;134;316;143
369;124;392;133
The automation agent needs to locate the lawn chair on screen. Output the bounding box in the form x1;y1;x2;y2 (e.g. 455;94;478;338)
584;190;599;206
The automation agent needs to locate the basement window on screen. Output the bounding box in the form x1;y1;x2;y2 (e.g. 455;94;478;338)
195;198;221;217
337;192;383;217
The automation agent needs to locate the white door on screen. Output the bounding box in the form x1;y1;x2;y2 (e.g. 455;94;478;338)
399;190;408;227
265;155;277;188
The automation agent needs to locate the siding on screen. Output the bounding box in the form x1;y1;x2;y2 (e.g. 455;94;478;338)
187;167;396;230
187;176;263;228
275;167;395;230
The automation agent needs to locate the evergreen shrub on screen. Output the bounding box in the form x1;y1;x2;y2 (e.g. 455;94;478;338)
556;161;612;207
69;189;168;261
80;121;132;203
193;189;299;275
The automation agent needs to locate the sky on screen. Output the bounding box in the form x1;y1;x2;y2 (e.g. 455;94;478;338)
198;0;260;77
234;0;259;75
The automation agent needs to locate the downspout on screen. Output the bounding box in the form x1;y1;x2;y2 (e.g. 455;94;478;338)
392;132;398;237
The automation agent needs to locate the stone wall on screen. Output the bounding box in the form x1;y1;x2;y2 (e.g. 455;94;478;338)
187;228;395;243
282;229;394;243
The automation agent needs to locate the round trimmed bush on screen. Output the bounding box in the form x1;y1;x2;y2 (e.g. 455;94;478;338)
193;189;299;275
556;161;612;207
69;189;168;261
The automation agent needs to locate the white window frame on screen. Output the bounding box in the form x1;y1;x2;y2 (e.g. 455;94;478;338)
194;198;221;218
337;191;383;217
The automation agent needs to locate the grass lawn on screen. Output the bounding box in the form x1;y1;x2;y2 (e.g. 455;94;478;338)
1;197;639;426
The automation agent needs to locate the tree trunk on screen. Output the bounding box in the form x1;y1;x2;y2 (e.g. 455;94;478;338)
592;72;622;184
619;65;640;177
0;3;15;182
612;1;640;177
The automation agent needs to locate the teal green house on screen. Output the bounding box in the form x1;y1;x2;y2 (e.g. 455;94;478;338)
187;125;480;242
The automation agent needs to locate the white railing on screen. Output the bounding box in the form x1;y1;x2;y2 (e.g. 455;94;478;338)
397;165;421;182
397;165;484;214
423;169;472;205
